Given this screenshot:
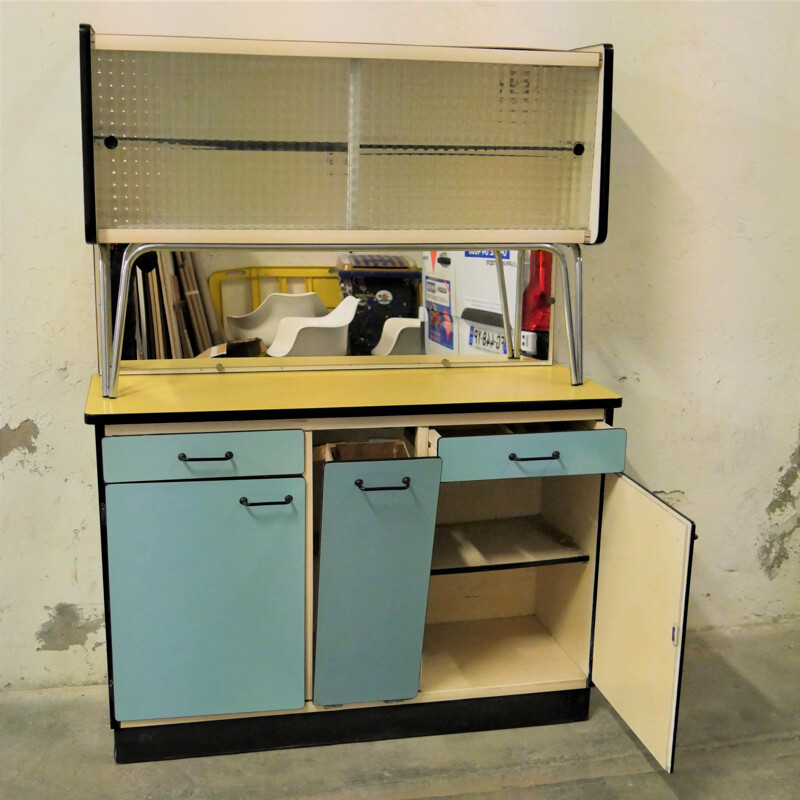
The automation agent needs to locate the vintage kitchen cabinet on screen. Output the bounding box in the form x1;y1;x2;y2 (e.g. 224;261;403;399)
80;27;694;772
85;367;694;769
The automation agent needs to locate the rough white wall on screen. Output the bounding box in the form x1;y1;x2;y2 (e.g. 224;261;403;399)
1;1;798;689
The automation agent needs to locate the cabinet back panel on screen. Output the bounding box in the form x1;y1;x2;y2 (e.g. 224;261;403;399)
436;477;541;525
426;568;538;624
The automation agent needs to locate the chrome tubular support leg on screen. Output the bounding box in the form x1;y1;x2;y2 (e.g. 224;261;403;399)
493;249;515;359
527;244;581;386
96;245;112;396
555;246;579;385
515;249;526;361
107;243;158;398
569;244;584;382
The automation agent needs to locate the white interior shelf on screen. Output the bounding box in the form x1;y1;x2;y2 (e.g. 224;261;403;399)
431;514;588;573
419;615;587;702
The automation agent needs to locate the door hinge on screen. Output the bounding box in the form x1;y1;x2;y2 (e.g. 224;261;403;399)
671;624;679;645
100;503;106;525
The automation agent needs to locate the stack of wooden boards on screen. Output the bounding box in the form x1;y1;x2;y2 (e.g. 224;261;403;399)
130;251;224;359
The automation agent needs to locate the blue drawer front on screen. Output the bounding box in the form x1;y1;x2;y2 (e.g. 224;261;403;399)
102;429;304;483
314;457;442;707
106;477;306;721
437;428;626;482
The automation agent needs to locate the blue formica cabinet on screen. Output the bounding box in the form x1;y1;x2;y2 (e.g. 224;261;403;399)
103;432;306;721
86;369;694;772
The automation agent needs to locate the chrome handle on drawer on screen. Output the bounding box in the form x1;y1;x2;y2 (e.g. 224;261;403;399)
354;477;411;492
178;451;234;462
509;451;561;462
239;495;293;507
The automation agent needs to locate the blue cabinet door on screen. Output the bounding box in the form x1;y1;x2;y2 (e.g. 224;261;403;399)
105;477;306;721
314;457;442;706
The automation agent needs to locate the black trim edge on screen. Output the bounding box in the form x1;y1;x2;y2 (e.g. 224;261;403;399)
594;44;614;245
79;24;98;244
668;516;696;773
84;397;623;427
586;473;607;684
113;689;590;763
431;554;589;575
94;426;117;726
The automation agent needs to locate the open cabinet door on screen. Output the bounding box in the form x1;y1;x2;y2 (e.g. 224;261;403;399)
593;474;695;772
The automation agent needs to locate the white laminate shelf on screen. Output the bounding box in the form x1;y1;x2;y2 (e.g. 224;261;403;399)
431;515;588;574
418;616;587;702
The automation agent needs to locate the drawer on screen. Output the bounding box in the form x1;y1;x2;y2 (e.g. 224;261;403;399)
430;425;626;482
102;429;304;483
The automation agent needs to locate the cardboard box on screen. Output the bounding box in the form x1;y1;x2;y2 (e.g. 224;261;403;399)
312;439;411;533
326;440;410;461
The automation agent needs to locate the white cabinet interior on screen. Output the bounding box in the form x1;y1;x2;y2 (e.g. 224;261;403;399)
421;472;600;704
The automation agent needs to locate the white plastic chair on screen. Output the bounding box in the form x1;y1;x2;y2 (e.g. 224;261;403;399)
267;296;359;357
226;292;328;346
371;317;424;356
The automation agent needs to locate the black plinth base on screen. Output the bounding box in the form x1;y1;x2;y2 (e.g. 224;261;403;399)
113;688;590;763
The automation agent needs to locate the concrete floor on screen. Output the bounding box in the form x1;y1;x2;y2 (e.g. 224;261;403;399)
2;621;798;800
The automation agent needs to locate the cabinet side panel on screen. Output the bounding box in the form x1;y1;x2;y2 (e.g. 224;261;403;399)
536;474;601;673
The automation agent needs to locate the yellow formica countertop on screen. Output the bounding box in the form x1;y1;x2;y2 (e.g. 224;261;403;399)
85;361;621;423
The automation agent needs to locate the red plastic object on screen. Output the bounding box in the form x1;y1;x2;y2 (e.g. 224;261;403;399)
522;250;552;334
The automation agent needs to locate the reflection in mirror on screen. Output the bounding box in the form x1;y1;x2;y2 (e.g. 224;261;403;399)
116;248;554;367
